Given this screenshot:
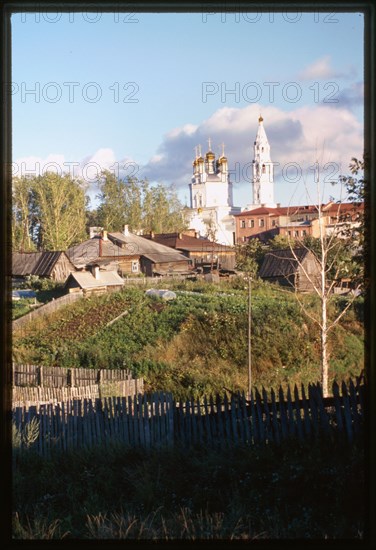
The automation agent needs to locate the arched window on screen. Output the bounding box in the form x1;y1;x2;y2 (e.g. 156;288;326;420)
261;147;264;153
262;164;266;174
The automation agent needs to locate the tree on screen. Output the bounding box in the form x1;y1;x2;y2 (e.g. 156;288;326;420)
337;156;366;283
96;172;187;234
235;238;266;278
32;172;87;250
286;160;364;397
12;176;37;251
96;170;130;231
12;173;87;251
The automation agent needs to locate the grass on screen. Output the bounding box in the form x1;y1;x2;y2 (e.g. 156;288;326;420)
12;281;364;399
12;437;366;540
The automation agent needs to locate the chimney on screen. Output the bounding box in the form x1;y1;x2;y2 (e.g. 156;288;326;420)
150;231;155;239
195;231;200;239
123;225;129;236
91;265;100;280
102;230;108;241
178;233;182;240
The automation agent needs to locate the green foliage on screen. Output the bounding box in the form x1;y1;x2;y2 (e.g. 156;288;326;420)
12;173;87;251
269;234;291;249
96;171;187;234
12;283;364;400
235;239;266;276
12;418;40;451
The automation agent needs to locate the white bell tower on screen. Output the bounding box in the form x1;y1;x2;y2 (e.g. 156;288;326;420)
252;116;276;207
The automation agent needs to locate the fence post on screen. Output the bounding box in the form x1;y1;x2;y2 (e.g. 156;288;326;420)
39;366;43;387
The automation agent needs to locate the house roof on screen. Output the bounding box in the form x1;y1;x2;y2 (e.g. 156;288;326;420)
66;237;138;268
67;270;124;289
12;251;73;277
258;248;313;278
108;232;191;264
236;202;364;218
144;232;234;253
236;207;283;217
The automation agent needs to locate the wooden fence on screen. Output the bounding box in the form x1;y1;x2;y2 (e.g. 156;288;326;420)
12;378;364;457
13;363;135;387
12;364;144;407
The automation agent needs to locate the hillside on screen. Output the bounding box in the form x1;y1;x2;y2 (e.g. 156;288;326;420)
12;280;364;400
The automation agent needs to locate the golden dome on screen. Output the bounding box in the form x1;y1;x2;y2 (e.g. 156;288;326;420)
206;151;215;159
218;155;228;163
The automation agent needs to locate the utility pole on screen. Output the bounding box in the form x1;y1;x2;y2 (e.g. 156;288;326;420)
248;275;252;399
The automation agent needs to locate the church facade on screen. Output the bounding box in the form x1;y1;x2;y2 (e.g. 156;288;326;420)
184;117;275;245
184;139;241;246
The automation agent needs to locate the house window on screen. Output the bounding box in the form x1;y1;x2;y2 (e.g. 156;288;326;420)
294;231;299;237
302;230;307;236
271;220;276;227
242;236;247;242
241;220;246;228
259;218;265;227
262;164;266;174
131;260;139;273
288;231;291;236
249;219;254;228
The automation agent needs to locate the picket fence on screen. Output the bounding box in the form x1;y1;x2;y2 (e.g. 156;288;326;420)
12;378;364;457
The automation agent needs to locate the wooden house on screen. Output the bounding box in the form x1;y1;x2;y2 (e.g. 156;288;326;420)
258;248;321;293
143;231;236;271
66;227;193;278
108;227;193;277
64;264;124;296
66;232;141;276
12;251;76;282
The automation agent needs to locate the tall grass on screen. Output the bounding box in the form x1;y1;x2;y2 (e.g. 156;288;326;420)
12;437;365;540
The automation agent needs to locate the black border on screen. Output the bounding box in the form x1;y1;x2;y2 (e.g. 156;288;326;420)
1;2;375;549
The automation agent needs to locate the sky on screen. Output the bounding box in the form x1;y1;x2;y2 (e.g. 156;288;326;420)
11;10;364;210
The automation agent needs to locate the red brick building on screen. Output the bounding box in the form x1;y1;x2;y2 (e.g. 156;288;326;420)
234;202;364;244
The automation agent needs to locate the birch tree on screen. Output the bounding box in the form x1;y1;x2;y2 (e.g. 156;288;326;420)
33;172;88;250
285;160;364;397
12;173;87;251
12;176;37;251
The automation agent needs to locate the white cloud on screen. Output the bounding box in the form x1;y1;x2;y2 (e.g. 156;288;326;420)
141;103;363;206
14;105;363;209
298;55;356;80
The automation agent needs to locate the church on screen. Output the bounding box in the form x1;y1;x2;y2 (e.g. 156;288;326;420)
184;116;275;245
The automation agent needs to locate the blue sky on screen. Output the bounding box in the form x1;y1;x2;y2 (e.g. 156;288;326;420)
11;10;364;209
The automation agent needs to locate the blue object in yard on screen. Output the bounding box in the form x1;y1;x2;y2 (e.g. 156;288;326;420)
12;290;37;300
